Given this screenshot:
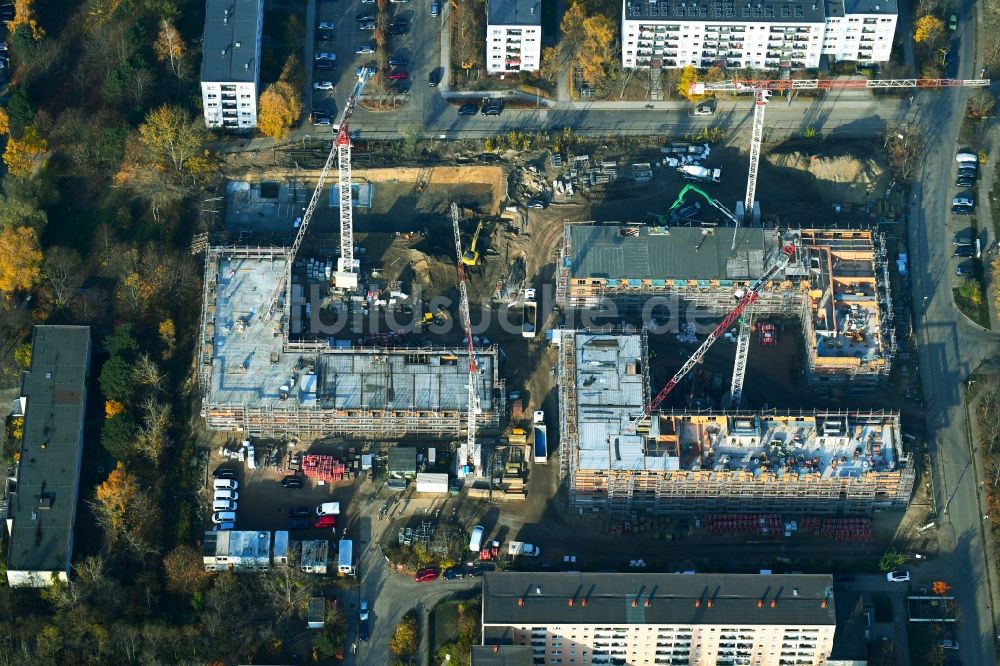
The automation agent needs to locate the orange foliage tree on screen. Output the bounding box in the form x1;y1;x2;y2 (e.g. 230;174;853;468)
0;225;42;294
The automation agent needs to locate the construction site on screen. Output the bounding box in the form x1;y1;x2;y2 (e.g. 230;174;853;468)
558;224;895;393
557;332;915;514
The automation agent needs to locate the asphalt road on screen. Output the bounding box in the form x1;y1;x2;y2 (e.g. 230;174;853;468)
908;2;1000;663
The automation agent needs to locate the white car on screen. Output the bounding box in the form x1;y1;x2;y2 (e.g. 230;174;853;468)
315;52;336;61
318;20;335;29
213;479;238;491
693;103;714;116
886;570;910;582
360;599;369;620
212;511;237;524
214;489;239;501
314;80;335;90
938;639;959;650
355;44;375;54
212;499;237;512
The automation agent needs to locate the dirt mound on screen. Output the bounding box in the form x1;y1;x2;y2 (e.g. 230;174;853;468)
766;147;887;204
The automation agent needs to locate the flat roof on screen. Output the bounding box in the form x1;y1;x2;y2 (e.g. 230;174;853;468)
472;646;534;666
6;326;91;581
483;572;836;627
201;0;262;83
625;0;827;22
827;0;897;16
205;253;496;413
569;225;788;282
488;0;542;26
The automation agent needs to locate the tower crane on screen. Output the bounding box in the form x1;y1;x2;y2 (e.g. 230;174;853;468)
689;76;990;225
451;202;481;475
688;75;989;405
628;245;795;431
262;67;373;321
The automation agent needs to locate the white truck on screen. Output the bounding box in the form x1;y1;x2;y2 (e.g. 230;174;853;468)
507;541;541;557
521;288;537;339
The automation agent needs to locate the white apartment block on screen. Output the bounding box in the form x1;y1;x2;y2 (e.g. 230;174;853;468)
482;572;837;666
486;0;542;74
200;0;264;129
622;0;896;69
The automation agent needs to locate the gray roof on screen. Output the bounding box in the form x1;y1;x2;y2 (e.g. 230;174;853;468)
201;0;262;83
6;326;91;582
625;0;827;22
569;224;784;282
483;572;837;627
472;646;534;666
388;446;418;473
827;0;897;16
488;0;542;26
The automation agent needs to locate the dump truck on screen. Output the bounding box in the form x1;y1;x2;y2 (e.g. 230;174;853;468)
522;289;537;338
533;410;547;464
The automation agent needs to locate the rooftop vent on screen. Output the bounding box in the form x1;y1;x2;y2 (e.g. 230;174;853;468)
37;496;51;510
235;41;242;47
535;587;542;595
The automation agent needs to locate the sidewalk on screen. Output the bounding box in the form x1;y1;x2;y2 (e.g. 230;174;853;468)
966;388;1000;645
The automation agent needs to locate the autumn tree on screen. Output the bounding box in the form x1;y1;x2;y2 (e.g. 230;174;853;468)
89;462;160;554
3;125;48;178
41;246;85;308
576;14;616;84
158;319;176;359
0;192;47;231
163;545;210;595
7;0;45;40
389;611;418;658
560;2;587;58
137;105;208;175
914;15;945;45
0;225;42;294
258;55;304;140
678;65;703;101
0;107;8;135
967;91;996;119
153;19;187;80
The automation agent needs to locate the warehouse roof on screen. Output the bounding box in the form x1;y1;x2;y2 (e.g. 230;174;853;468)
472;646;534;666
625;0;827;22
483;572;836;626
6;326;91;585
488;0;542;26
568;225;785;282
201;0;262;83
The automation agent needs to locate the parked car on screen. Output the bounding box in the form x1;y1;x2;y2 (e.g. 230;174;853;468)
388;70;408;80
955;245;976;258
214;489;239;501
355;12;375;20
212;499;237;512
949;14;958;30
313;115;332;126
886;570;910;582
481;104;502;116
212;511;237;524
469;525;485;552
458;103;478;115
213;466;238;479
316;30;335;41
415;567;440;582
443;566;466;579
359;619;370;641
318;20;335;29
358;21;375;30
693;102;713;116
956;263;974;276
388;56;408;66
281;475;304;488
355;43;375;54
952;195;975;214
360;599;369;620
389;23;409;34
288;506;312;518
938;639;960;650
214;522;235;531
315;52;336;61
313;515;336;529
314;60;336;71
314;80;335;90
956;166;977;187
428;67;442;86
430;1;440;15
213;479;239;490
288;517;311;529
527;199;546;209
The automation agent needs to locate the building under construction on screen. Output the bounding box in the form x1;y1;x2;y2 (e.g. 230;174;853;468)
557;332;914;514
557;224;895;391
198;245;503;439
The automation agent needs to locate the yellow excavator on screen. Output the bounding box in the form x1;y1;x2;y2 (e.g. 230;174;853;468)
461;220;484;266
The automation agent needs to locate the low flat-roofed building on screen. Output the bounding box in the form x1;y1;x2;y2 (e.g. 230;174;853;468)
300;539;329;574
557;224;895;392
388;446;418;478
5;326;91;587
558;333;914;514
482;572;837;665
203;530;272;572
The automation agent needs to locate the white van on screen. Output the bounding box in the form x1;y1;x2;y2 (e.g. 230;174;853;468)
316;502;341;516
214;489;239;502
469;525;485;552
213;499;237;512
212;511;237;524
213;479;239;491
956;152;979;163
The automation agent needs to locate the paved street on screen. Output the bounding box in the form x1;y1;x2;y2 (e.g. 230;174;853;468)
907;1;1000;663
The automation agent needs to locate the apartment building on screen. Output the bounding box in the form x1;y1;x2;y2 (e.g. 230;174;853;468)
200;0;264;129
482;572;837;665
5;326;91;587
486;0;542;73
621;0;895;69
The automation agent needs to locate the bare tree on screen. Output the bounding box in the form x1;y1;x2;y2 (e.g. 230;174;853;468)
42;246;85;309
258;554;313;622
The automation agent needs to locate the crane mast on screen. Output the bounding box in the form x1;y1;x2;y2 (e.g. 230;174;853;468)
451;203;480;474
629;245;795;431
332;68;373;290
743;89;769;224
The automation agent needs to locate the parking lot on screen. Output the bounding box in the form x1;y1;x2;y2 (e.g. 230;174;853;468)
307;0;443;126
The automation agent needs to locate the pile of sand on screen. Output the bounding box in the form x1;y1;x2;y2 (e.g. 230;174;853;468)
766;149;887;204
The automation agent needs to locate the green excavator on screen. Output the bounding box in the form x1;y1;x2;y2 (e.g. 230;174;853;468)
648;184;741;226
